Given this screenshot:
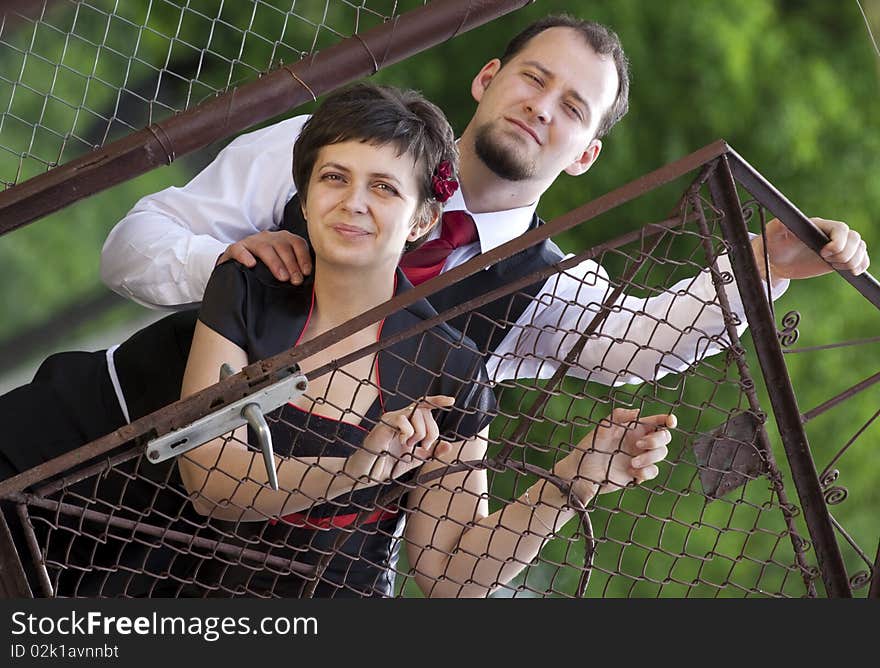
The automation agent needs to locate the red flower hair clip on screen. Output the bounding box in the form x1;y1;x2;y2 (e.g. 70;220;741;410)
431;160;459;203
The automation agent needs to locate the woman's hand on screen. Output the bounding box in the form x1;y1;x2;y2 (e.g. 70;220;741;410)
554;408;675;506
347;395;456;485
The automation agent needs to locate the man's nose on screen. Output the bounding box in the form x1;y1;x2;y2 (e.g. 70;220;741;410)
524;93;552;124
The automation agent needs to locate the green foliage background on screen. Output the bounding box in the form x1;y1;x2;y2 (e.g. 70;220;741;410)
0;0;877;596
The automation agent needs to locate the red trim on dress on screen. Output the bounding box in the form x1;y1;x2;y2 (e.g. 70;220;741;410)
270;506;399;529
374;274;396;415
292;287;316;348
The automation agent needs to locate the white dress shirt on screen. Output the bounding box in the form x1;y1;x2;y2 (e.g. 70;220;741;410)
101;115;308;309
101;114;788;387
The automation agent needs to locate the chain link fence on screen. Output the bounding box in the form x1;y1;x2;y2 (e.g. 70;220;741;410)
1;0;429;187
0;0;530;233
2;143;875;597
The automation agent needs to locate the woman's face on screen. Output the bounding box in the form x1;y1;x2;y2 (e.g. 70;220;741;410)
302;140;435;272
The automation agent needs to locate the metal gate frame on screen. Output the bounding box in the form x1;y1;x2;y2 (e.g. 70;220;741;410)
1;140;877;597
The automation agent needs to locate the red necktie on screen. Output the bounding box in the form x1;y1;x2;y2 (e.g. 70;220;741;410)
400;210;478;286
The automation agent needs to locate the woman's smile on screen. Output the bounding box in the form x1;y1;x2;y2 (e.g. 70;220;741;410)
331;223;372;239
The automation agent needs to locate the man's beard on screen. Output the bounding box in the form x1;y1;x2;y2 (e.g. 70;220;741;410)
473;123;536;181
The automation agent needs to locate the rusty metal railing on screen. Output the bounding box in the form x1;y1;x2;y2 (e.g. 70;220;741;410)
0;0;532;235
1;140;875;597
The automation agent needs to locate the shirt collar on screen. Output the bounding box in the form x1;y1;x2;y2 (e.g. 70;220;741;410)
437;188;538;254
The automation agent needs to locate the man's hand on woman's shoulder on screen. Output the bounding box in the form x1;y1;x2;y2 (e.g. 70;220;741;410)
217;230;312;284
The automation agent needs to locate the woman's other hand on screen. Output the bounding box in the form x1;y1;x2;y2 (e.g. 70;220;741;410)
349;395;456;484
554;407;675;506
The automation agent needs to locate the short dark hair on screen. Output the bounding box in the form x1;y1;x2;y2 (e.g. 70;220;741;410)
500;14;630;138
292;82;458;221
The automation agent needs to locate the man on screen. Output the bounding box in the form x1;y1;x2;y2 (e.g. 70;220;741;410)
3;15;869;477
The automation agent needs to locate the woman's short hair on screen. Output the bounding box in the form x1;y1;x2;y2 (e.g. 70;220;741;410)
292;82;458;219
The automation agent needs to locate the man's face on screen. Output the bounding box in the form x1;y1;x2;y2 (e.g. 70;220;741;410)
469;27;619;183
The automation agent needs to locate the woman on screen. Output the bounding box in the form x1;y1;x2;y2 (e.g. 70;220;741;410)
178;83;674;598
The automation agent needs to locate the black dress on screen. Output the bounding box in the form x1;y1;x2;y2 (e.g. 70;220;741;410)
184;260;496;598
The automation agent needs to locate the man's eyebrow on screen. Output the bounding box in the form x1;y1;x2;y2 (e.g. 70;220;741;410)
566;89;590;115
520;60;554;81
520;60;592;117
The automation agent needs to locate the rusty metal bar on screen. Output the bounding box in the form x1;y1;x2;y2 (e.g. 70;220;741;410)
0;506;32;597
827;513;874;573
726;148;880;310
0;0;533;235
782;334;880;355
0;138;720;498
692;184;817;597
15;503;53;597
33;445;144;499
801;370;880;424
709;154;851;597
870;540;880;599
14;493;316;576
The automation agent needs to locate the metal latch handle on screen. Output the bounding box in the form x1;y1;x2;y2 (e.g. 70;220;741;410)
146;363;308;493
220;364;280;491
